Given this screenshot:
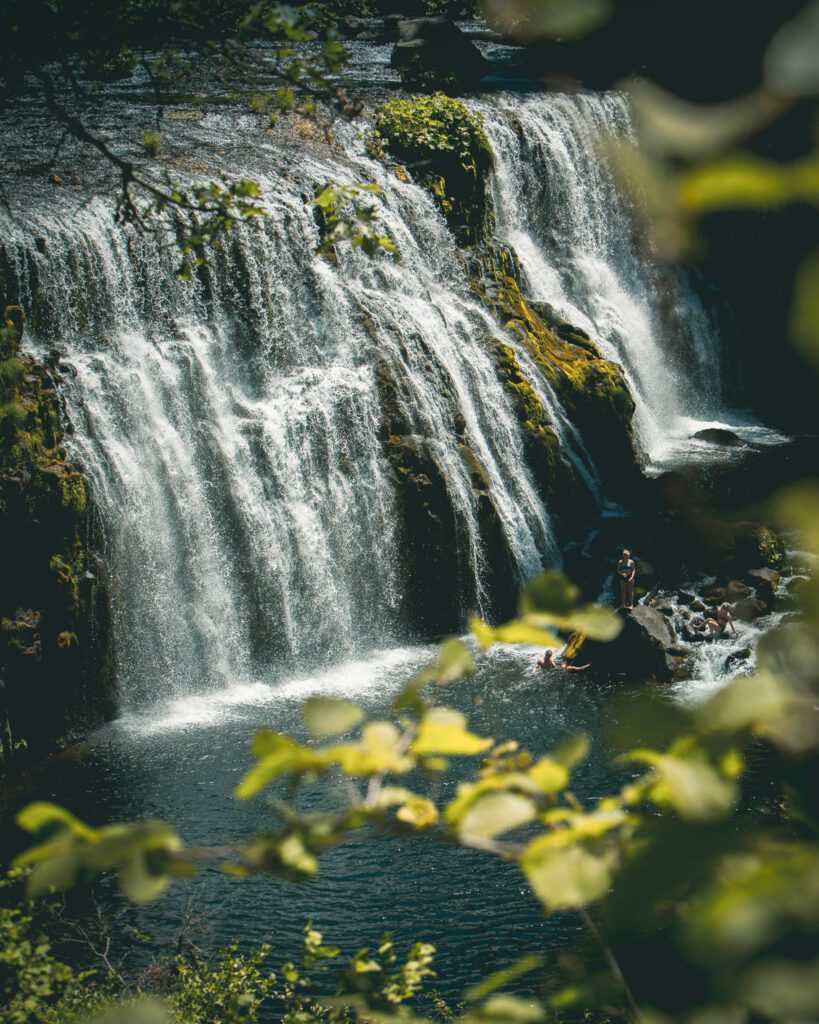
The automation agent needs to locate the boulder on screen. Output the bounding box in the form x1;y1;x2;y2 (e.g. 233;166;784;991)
731;596;767;622
391;18;490;94
732;522;785;570
693;427;746;447
724;647;752;671
745;567;780;605
676;589;696;605
584;605;677;681
665;644;689;658
724;579;754;601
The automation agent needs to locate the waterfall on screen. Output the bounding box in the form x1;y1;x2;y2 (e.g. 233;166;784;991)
1;113;562;706
477;93;726;463
0;90;733;708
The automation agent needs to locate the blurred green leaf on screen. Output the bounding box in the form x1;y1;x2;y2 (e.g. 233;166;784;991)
628;749;737;821
303;696;363;738
521;838;616;911
412;708;493;756
458;792;536;841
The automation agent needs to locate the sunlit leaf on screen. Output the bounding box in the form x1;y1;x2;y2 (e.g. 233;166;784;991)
412;708;493;757
466;954;542;1001
396;796;439;829
519;572;579;617
551;734;590;770
393;638;474;712
303;696;363;738
741;956;819;1019
16;802;98;841
521;839;616;910
528;757;569;793
476;993;546;1022
458;792;536;841
119;851;172;903
629;750;737;821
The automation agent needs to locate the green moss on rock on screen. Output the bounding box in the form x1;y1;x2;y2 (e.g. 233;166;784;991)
369;93;494;245
475;261;641;501
0;305;112;771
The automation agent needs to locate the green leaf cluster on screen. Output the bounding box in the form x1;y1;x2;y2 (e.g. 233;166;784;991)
313;183;397;259
368;94;493;175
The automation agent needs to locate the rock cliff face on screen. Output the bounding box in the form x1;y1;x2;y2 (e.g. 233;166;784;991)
0;307;113;770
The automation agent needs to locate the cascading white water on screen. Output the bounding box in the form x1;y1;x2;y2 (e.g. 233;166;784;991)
0;90;745;708
1;109;565;706
477;93;726;463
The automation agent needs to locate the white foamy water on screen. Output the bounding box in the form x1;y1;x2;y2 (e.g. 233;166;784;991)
0;92;770;713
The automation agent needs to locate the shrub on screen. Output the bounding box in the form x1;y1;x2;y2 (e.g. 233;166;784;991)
369;93;492;174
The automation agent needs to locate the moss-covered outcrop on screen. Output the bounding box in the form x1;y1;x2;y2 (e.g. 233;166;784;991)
369;93;494;245
0;307;112;770
474;256;641;503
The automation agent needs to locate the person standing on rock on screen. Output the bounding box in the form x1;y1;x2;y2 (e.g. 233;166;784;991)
616;549;636;609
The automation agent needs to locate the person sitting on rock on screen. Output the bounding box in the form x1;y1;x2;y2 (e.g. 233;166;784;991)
693;604;738;639
616;549;636;609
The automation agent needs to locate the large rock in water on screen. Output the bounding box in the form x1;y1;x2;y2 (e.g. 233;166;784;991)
732;522;785;570
583;605;679;682
746;567;780;605
391;18;490;93
693;427;746;447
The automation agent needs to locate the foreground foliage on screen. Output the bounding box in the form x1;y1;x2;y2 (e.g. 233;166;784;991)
8;491;819;1021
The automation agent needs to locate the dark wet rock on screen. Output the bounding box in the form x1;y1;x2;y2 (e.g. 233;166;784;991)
724;647;752;671
690;599;707;613
746;567;780;605
677;589;696;605
374;357;515;632
732;522;785;570
475;266;640;504
391;17;490;94
670;655;692;681
724;579;754;601
583;605;677;681
648;598;675;617
665;644;689;658
0;307;113;771
693;427;746;447
731;596;768;622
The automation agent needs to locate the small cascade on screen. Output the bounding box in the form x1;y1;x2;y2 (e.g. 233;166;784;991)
478;93;727;462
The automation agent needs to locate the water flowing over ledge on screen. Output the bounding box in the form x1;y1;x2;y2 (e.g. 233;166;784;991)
0;90;757;709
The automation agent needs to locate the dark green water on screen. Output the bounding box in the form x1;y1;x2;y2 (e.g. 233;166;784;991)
3;643;648;995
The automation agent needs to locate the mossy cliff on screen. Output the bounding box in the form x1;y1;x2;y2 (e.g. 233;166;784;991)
367;93;642;613
0;307;113;770
476;264;641;503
